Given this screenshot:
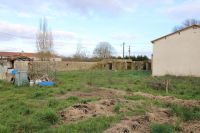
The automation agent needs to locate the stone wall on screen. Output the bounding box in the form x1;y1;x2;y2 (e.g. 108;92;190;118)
55;61;98;71
94;60;151;70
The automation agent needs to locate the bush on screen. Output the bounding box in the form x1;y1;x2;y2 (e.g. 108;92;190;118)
36;109;59;124
151;123;175;133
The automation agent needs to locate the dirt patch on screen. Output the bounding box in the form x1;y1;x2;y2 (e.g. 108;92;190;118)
58;99;133;124
132;92;200;107
55;87;200;132
55;88;127;100
181;121;200;133
104;108;176;133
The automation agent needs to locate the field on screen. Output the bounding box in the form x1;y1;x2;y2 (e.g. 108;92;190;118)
0;70;200;133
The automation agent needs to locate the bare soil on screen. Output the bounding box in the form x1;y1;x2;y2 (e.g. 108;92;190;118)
104;108;176;133
55;87;200;132
59;99;115;124
104;107;200;133
56;87;200;108
58;99;135;124
181;121;200;133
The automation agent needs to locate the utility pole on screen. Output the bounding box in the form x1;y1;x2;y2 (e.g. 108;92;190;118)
123;42;125;59
128;45;131;59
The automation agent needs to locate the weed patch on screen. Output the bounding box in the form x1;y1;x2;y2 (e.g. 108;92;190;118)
36;109;59;125
80;98;98;104
151;123;175;133
169;104;200;121
124;95;146;101
48;99;59;107
0;124;10;133
41;116;120;133
113;102;122;113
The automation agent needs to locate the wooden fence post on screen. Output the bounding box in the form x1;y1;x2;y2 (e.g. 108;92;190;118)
166;79;170;94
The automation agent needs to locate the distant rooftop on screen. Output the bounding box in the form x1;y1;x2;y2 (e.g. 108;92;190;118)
0;52;37;57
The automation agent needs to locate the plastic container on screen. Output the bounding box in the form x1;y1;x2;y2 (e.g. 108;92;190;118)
30;80;34;86
35;79;42;85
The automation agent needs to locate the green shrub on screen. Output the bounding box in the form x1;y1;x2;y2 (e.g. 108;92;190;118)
151;123;175;133
36;109;59;125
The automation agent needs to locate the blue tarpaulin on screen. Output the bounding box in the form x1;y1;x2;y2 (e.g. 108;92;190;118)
38;81;55;86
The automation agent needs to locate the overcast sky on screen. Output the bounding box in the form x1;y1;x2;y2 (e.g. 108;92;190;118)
0;0;199;57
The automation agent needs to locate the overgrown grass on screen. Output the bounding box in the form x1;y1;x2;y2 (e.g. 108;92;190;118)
113;102;122;113
124;95;146;101
168;104;200;121
151;123;175;133
35;108;59;125
57;70;200;100
0;70;200;132
39;116;121;133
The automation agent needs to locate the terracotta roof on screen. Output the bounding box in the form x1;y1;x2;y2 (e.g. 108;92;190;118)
151;25;200;43
0;52;37;57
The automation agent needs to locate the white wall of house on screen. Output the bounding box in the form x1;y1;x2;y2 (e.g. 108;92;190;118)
152;26;200;76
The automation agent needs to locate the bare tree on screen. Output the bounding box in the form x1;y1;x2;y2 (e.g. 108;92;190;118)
36;18;54;61
73;43;87;60
173;19;200;32
183;19;200;27
93;42;114;59
173;26;183;32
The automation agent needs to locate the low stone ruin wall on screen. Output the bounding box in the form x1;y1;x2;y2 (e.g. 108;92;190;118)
95;60;151;71
55;61;98;71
